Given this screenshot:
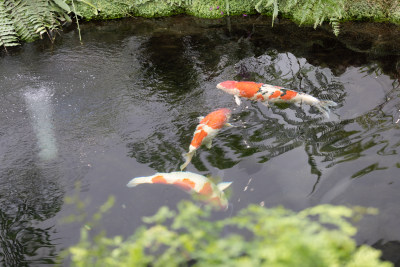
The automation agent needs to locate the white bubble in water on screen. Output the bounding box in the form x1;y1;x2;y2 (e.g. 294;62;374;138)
24;86;58;161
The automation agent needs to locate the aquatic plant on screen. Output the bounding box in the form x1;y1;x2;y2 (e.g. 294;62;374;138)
66;199;392;266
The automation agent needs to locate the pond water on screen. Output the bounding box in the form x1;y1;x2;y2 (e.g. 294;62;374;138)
1;15;400;265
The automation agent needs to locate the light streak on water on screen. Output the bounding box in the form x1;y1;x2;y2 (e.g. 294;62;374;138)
24;87;58;161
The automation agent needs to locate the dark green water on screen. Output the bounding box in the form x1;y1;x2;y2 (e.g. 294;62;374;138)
0;16;400;265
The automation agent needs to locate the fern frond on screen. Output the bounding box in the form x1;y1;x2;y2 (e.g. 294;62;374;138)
286;0;300;9
262;0;279;26
0;0;71;46
5;0;43;42
0;0;19;47
287;0;344;35
272;0;278;24
330;17;340;36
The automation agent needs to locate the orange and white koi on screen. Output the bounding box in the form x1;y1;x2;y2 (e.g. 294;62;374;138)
180;108;232;170
217;81;337;118
127;171;232;209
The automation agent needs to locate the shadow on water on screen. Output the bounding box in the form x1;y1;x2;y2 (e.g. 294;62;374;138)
1;15;400;265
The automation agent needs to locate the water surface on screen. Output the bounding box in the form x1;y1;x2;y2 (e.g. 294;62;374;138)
1;16;400;265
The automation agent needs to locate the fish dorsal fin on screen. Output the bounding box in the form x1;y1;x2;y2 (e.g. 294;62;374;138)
217;181;232;191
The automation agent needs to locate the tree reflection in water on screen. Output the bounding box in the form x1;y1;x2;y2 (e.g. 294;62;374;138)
0;165;63;266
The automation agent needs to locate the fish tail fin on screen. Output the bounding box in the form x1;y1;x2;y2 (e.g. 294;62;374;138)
180;151;195;171
315;100;337;118
126;177;147;187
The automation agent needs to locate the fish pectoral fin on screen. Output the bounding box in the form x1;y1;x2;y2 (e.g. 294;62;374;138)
315;100;337;119
126;179;138;187
234;95;242;106
180;151;195;171
217;181;233;191
224;122;234;127
205;139;213;149
261;101;270;108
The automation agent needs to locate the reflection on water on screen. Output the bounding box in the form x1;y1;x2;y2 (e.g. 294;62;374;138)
374;240;400;266
0;160;63;265
0;16;400;265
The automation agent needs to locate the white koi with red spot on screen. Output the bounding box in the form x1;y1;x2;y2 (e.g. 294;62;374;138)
217;81;337;118
180;108;232;171
127;171;232;209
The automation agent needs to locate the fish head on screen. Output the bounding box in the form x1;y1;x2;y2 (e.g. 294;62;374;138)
213;181;232;210
207;195;229;210
195;179;232;210
218;81;264;99
126;173;168;187
217;81;239;96
219;108;232;121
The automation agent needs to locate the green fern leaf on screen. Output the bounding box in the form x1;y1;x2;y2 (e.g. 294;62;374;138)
330;17;340;36
53;0;70;12
0;1;18;46
5;0;42;42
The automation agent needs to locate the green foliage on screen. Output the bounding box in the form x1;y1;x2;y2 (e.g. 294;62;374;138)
344;0;389;21
131;0;184;18
255;0;345;35
0;0;98;47
72;0;132;20
0;1;18;47
1;0;55;46
67;200;392;267
1;0;399;47
0;0;68;47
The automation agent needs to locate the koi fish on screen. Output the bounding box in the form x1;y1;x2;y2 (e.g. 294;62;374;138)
180;108;232;171
127;171;232;209
217;81;337;118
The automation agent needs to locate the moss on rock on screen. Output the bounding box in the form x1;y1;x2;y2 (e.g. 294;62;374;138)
184;0;258;19
131;1;183;17
74;0;133;20
345;0;388;22
389;2;400;24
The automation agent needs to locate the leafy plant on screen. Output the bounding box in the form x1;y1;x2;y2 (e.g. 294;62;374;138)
66;200;392;267
0;1;18;48
0;0;97;48
256;0;345;36
1;0;399;48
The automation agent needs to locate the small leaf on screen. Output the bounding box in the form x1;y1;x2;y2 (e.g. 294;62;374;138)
53;0;71;13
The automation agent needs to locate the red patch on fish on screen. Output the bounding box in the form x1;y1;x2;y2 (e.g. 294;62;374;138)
280;90;298;100
236;82;263;98
199;182;213;196
152;175;167;184
269;90;281;99
173;178;196;191
256;93;265;101
200;108;231;129
218;80;237;89
209;196;222;207
191;128;208;148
